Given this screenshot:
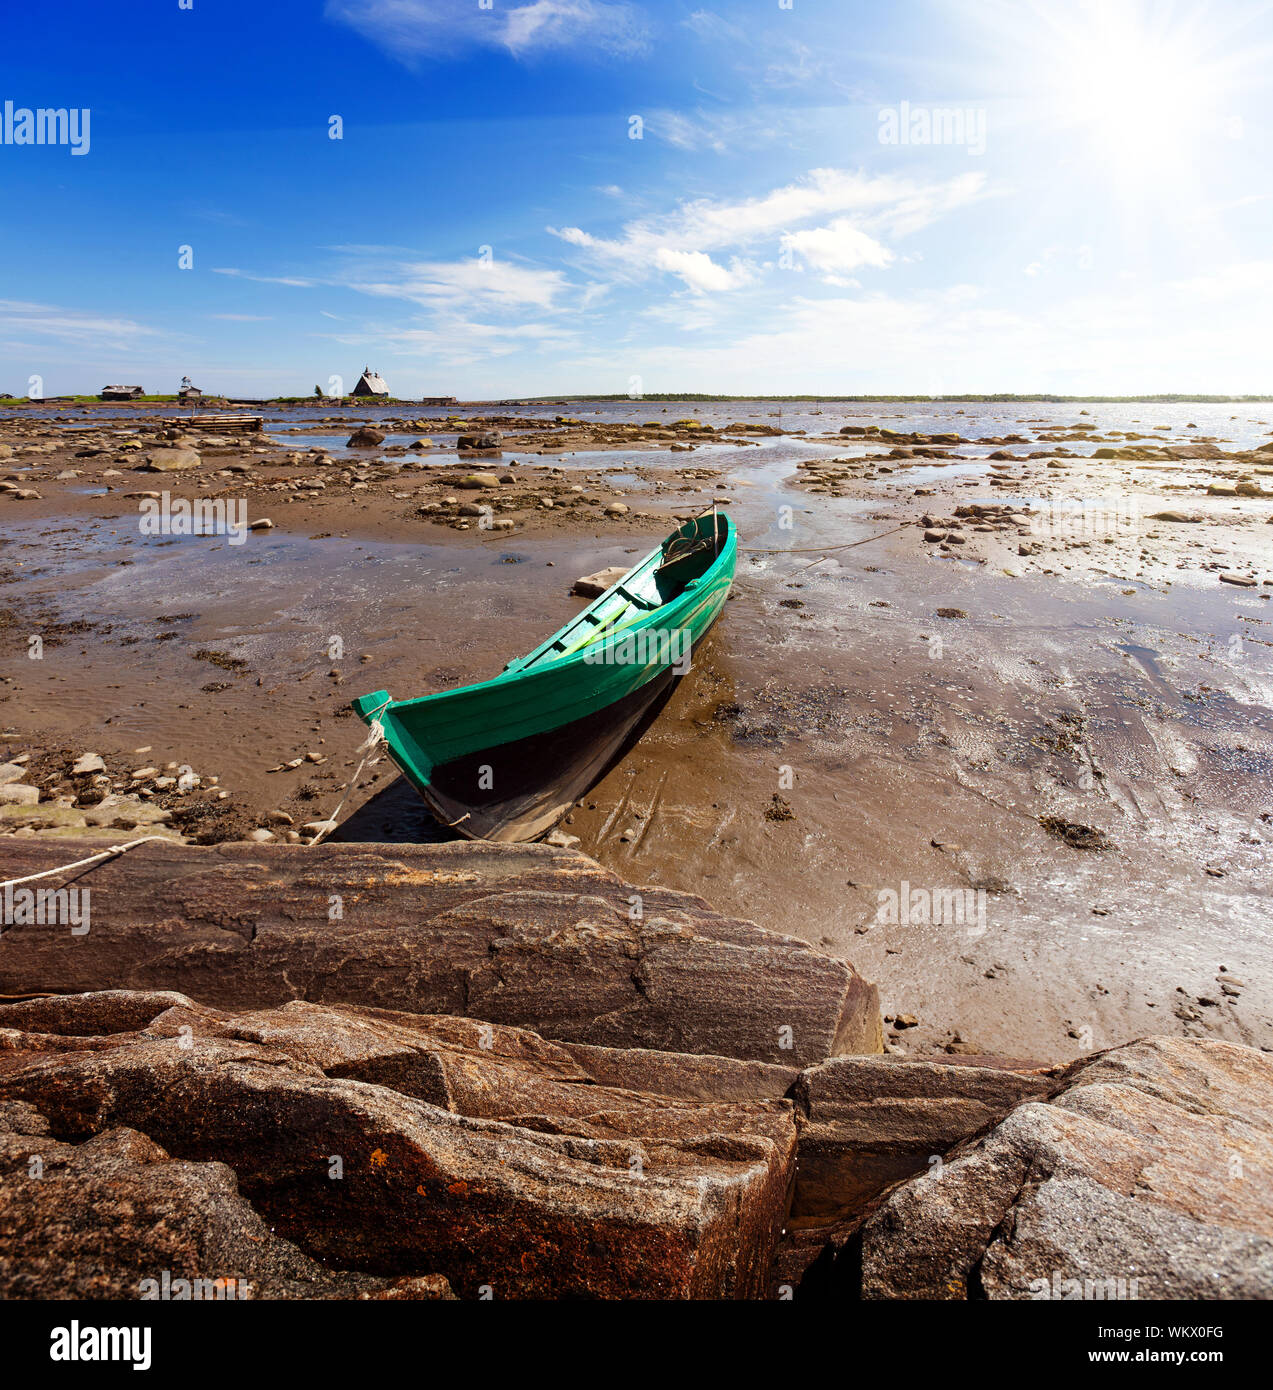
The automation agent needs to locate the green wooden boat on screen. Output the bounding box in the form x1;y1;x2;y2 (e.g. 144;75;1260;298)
351;511;737;842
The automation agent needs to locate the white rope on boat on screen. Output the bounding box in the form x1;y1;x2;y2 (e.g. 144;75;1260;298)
0;835;174;890
309;699;391;846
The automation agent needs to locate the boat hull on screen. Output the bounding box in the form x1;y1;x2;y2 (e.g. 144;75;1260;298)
415;620;719;840
352;514;735;842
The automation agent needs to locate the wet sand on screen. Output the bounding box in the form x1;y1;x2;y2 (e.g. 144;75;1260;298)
1;402;1270;1061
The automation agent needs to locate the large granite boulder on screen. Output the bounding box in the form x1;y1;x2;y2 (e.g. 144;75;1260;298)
0;1099;452;1300
790;1053;1060;1225
0;990;798;1299
857;1038;1273;1299
0;840;880;1066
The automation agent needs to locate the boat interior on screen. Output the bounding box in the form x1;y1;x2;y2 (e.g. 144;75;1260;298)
509;512;730;672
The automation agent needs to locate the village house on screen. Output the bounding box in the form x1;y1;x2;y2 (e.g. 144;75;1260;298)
99;384;144;400
351;367;389;398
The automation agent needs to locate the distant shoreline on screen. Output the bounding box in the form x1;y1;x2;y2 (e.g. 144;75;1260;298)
3;393;1272;409
526;393;1273;404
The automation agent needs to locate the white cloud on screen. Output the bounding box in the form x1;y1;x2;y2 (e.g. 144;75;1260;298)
549;167;984;291
325;0;652;62
653;249;752;293
781;220;894;275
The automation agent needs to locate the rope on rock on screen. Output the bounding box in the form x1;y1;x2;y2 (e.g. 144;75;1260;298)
0;835;174;891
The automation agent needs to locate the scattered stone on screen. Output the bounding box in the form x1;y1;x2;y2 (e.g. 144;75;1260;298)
1039;815;1114;851
571;566;627;598
143;448;200;473
346;426;385;448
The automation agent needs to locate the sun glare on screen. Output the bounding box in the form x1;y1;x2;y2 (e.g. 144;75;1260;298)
1039;4;1228;176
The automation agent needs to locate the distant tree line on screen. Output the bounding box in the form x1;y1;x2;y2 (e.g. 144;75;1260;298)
529;393;1273;404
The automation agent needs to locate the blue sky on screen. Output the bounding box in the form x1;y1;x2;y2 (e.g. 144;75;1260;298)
2;0;1272;397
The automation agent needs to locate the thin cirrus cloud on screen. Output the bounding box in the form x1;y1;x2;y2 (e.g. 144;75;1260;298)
212;268;317;288
324;0;653;61
344;257;571;312
213;257;572;316
0;300;162;349
318;317;576;365
549;167;985;291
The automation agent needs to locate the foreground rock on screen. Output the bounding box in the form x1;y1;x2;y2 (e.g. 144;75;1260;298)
789;1054;1060;1225
0;991;797;1298
857;1038;1273;1299
0;1098;453;1300
0;840;880;1066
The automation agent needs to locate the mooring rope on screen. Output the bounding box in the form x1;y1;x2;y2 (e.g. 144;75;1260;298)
0;835;174;891
309;698;392;846
738;523;911;555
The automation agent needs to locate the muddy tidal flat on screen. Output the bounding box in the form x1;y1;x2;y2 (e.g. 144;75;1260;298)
1;399;1271;1062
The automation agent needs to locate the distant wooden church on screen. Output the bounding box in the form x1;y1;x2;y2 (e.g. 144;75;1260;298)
352;367;389;398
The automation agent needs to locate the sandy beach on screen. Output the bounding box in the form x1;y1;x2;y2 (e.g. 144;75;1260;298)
3;399;1270;1062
